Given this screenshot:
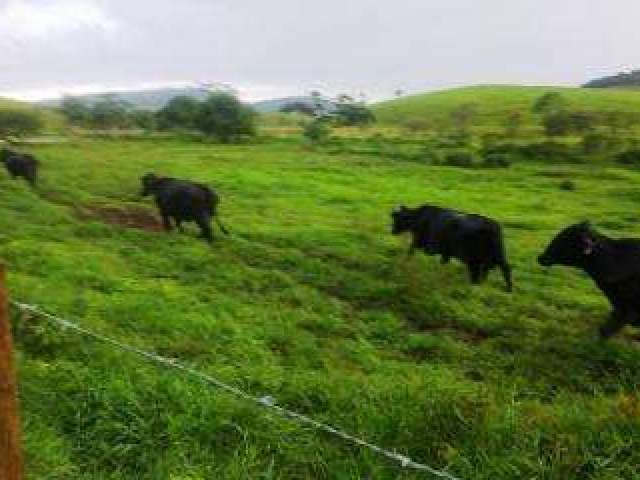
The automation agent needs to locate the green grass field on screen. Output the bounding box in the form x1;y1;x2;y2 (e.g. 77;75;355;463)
4;133;640;479
373;85;640;131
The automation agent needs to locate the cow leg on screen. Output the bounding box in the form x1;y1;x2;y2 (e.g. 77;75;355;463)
468;263;482;284
499;262;513;292
175;219;185;233
479;264;490;282
160;212;173;232
599;309;630;339
196;215;213;243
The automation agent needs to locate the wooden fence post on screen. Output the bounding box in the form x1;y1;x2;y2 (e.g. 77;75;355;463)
0;265;24;480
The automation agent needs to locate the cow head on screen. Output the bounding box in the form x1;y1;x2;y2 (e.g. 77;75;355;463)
140;173;161;196
538;221;597;267
0;148;11;163
391;205;417;235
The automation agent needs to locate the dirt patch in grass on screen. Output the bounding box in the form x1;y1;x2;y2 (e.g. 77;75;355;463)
77;203;163;232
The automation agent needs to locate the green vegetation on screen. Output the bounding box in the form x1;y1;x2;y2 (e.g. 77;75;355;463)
374;85;640;132
0;97;63;135
2;134;640;479
5;84;640;478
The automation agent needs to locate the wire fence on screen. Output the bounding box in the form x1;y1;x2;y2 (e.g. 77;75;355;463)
11;300;461;480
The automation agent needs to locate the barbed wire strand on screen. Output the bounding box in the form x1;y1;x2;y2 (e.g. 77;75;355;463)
10;300;460;480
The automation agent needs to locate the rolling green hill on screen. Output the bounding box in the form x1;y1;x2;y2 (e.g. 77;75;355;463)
373;85;640;128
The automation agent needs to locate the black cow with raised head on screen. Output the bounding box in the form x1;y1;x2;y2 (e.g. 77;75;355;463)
538;221;640;338
391;204;513;291
141;173;229;243
1;148;38;186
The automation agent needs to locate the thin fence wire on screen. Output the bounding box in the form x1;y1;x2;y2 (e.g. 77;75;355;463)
11;300;461;480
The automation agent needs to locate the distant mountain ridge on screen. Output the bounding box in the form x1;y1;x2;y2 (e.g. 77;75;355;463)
583;70;640;89
38;88;333;113
38;86;213;110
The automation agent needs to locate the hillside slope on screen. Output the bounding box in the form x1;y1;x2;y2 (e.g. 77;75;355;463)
373;85;640;127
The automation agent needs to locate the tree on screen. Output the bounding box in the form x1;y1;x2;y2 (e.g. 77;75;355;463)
332;94;375;126
89;95;131;129
129;110;157;131
0;110;43;137
156;95;201;130
303;118;331;144
532;92;568;115
60;96;90;125
195;92;256;142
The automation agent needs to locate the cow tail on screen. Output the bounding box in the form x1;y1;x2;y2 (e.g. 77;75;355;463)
206;188;229;235
491;226;513;292
215;216;230;235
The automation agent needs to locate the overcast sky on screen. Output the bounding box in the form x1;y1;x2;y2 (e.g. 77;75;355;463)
1;0;639;102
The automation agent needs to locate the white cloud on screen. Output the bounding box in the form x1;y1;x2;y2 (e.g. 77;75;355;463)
0;0;119;39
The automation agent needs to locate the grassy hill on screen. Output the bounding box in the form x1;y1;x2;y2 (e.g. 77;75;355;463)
0;97;65;133
373;85;640;128
4;137;640;478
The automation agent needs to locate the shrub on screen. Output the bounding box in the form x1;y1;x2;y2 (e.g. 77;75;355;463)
519;141;578;162
419;147;442;165
614;149;640;166
442;149;477;168
542;111;572;137
484;153;512;168
532;92;568;115
435;133;470;149
581;133;611;154
303;118;331;145
0;109;43;137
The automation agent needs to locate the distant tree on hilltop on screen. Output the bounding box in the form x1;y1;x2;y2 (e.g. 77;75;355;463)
584;69;640;88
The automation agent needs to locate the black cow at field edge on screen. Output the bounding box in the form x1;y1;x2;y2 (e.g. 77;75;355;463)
140;173;229;243
0;148;38;186
391;204;513;291
538;222;640;338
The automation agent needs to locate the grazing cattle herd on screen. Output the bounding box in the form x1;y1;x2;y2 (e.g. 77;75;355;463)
3;146;640;340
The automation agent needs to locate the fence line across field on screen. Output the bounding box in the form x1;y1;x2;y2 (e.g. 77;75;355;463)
11;300;460;480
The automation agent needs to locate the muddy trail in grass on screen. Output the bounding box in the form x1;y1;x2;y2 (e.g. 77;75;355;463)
76;203;164;232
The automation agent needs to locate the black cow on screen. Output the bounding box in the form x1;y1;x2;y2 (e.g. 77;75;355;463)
538;222;640;338
140;173;229;243
1;148;38;186
391;204;513;291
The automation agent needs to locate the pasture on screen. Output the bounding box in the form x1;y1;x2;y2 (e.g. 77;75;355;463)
4;134;640;479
